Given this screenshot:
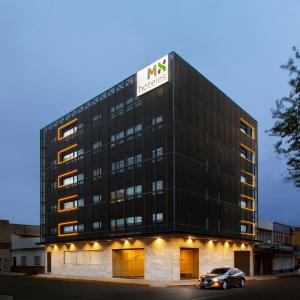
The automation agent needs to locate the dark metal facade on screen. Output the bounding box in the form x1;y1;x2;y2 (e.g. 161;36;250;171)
40;52;257;244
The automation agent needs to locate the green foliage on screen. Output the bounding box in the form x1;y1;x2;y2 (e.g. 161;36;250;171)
269;47;300;187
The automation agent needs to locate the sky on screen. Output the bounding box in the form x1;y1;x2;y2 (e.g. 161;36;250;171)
0;0;299;226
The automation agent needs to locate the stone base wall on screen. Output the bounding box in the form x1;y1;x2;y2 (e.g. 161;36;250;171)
46;237;253;280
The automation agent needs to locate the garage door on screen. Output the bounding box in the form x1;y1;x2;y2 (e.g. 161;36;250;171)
112;249;144;278
234;251;250;275
180;248;199;279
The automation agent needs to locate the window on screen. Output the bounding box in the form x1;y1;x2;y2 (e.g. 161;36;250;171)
77;224;84;232
126;156;134;168
241;171;255;187
63;200;76;210
62;126;77;138
125;185;142;200
135;124;142;133
111;97;141;118
62;174;77;186
240;122;247;135
93;168;102;180
240;147;247;159
93;194;102;204
240;200;247;208
152;180;163;194
135;154;142;165
152;212;164;223
126;127;134;136
58;195;83;212
92;113;101;122
58;144;78;164
136;185;142;197
93;140;102;150
111;189;125;203
126;186;135;199
21;256;27;266
240;145;255;163
63;225;76;233
241;222;255;235
152;116;163;125
58;221;82;236
111;124;143;147
111;218;125;228
126;216;142;225
93;221;102;230
34;256;41;266
240;119;255;139
62;150;77;162
57;118;78;140
77;198;84;207
241;224;247;233
152;147;163;159
152;147;163;162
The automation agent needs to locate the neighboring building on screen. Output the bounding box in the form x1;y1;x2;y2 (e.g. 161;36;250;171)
0;220;44;273
293;227;300;270
40;52;258;280
11;234;44;274
254;221;294;275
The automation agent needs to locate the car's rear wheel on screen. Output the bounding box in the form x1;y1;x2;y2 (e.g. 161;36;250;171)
222;280;228;290
239;279;245;288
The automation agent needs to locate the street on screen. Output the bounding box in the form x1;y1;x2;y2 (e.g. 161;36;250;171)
0;275;300;300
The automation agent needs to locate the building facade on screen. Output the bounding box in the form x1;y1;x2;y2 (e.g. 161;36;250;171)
0;220;43;273
254;221;294;275
41;53;257;279
293;227;300;270
11;234;45;274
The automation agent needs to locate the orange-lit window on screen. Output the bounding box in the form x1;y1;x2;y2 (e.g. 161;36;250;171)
58;195;77;212
57;144;78;164
57;170;77;188
241;170;255;188
240;118;255;140
57;118;78;141
240;197;255;212
58;221;78;237
240;144;255;164
241;220;255;236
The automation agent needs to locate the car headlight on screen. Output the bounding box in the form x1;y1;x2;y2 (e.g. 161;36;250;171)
212;278;219;282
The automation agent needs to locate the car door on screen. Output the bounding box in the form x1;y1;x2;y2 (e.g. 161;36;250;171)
229;268;240;286
227;269;236;286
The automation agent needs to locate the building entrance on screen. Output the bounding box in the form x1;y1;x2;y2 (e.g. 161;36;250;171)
112;249;144;278
180;248;199;279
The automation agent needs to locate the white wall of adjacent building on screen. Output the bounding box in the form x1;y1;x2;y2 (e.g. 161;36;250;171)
273;255;294;273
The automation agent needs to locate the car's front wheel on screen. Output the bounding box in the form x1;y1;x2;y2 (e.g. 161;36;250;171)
222;280;228;290
239;279;245;288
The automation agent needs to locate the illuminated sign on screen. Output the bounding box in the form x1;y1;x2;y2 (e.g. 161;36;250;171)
136;55;169;96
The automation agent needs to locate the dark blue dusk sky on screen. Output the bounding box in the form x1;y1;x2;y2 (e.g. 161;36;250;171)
0;0;299;226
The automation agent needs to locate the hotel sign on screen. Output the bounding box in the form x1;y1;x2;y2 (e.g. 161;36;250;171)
136;55;169;96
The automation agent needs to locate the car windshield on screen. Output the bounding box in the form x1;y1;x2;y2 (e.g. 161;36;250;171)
209;268;230;275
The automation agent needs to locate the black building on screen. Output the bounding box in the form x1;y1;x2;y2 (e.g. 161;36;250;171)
41;52;257;246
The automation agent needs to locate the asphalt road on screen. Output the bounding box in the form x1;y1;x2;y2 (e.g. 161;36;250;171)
0;275;300;300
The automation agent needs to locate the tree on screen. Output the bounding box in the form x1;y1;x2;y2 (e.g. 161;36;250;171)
268;47;300;187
